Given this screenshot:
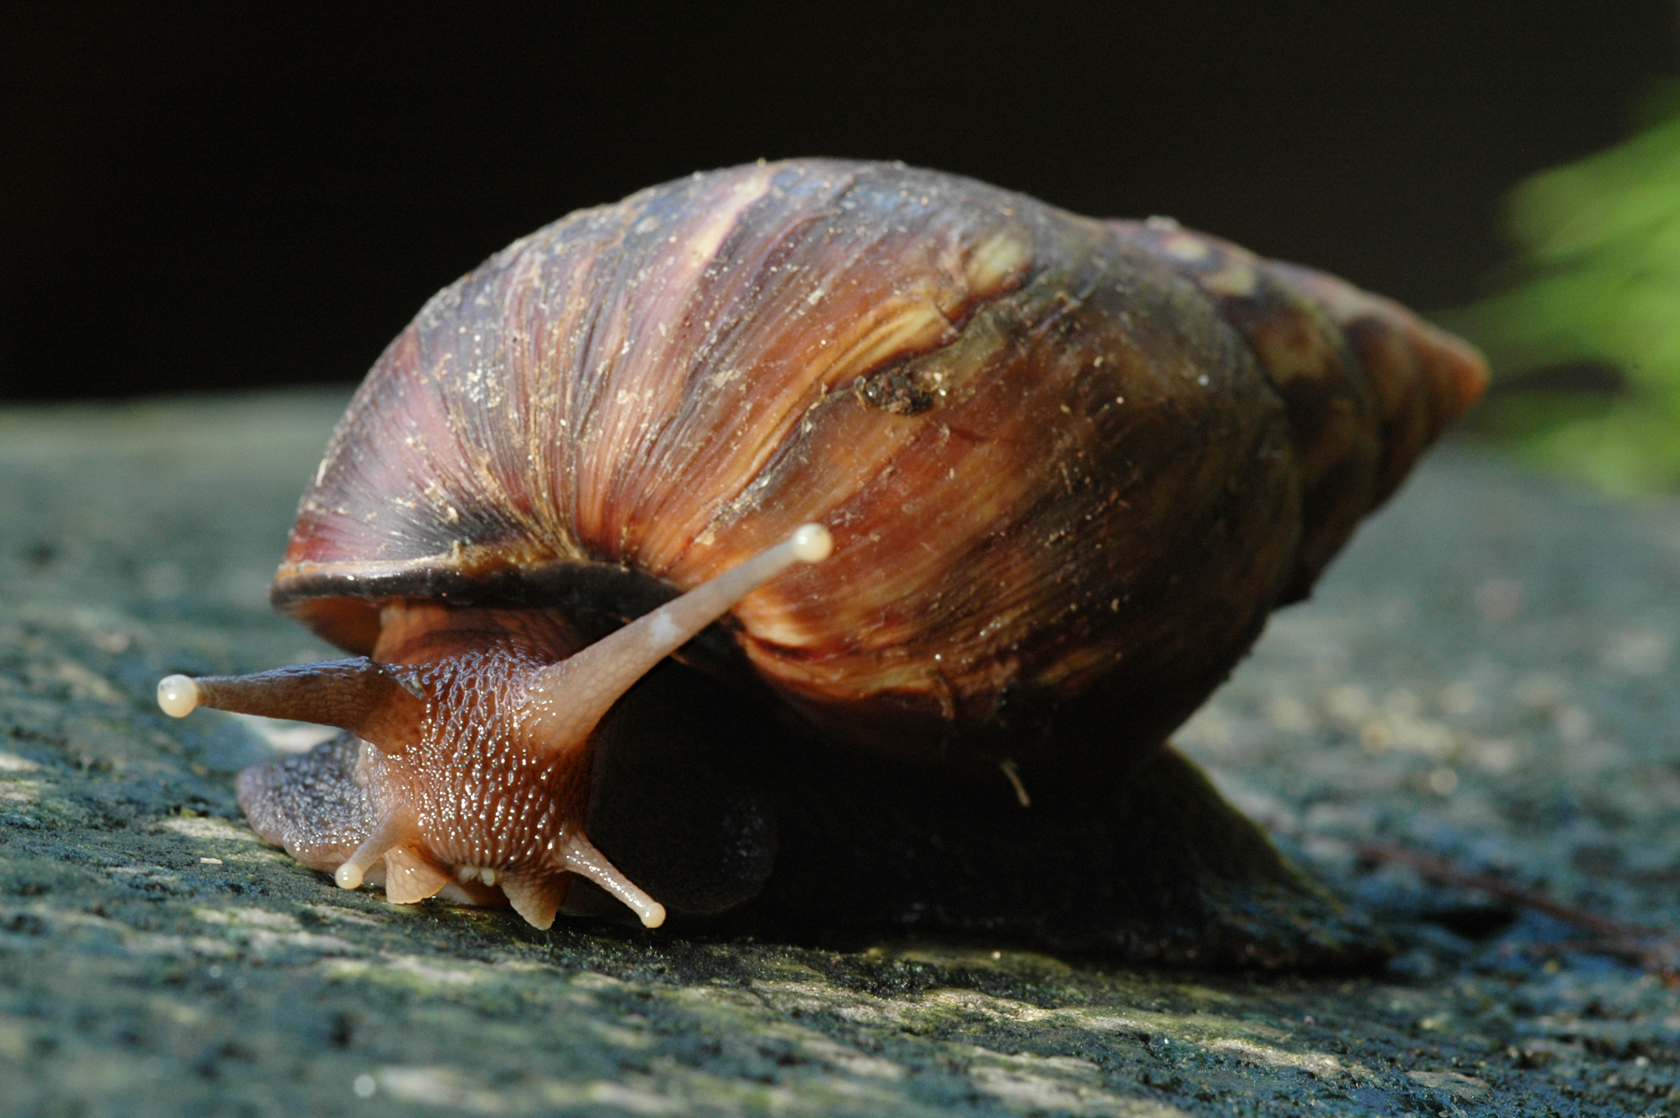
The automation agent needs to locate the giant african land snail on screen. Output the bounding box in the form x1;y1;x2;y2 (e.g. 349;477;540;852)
158;159;1485;967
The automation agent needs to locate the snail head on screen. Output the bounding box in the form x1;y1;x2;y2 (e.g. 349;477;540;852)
158;523;833;929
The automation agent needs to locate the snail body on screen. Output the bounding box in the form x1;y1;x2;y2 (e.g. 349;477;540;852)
161;160;1484;966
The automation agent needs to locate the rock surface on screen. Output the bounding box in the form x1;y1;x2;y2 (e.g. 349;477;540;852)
1;390;1678;1117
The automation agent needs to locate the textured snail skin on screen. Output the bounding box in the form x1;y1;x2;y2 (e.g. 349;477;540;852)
212;160;1484;966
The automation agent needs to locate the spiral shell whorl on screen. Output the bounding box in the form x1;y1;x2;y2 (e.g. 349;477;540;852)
1118;220;1487;601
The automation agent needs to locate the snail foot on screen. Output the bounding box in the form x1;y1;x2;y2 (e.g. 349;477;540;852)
1084;742;1392;970
236;740;454;904
740;736;1391;971
235;731;378;875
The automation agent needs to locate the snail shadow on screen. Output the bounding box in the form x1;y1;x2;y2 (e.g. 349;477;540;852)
584;662;1391;973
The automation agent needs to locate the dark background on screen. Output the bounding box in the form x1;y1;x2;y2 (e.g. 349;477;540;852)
4;2;1677;402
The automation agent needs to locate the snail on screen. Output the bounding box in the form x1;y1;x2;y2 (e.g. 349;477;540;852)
158;159;1485;967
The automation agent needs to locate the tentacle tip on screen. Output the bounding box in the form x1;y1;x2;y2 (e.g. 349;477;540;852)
334;863;365;890
639;902;668;929
789;523;832;564
157;675;201;718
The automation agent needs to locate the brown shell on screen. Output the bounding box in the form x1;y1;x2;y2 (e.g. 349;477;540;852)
273;159;1484;766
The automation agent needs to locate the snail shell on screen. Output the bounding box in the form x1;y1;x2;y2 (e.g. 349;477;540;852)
161;159;1484;964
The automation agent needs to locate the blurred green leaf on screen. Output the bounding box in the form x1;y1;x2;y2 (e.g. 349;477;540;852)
1443;79;1680;493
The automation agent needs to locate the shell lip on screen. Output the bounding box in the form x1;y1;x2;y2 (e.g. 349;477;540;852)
272;556;748;676
273;555;673;609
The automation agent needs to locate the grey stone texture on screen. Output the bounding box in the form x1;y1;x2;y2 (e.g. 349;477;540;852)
1;390;1678;1116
